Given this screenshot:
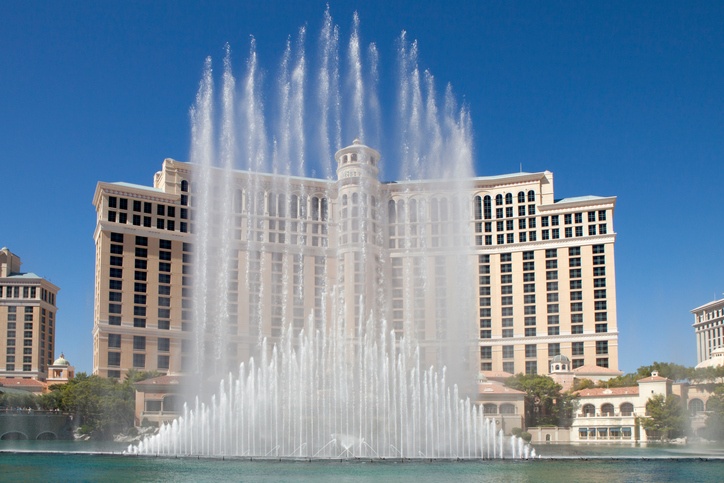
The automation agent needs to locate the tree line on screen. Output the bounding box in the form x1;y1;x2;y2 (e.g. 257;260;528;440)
0;370;159;440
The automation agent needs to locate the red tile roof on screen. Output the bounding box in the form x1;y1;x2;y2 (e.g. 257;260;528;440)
575;386;639;397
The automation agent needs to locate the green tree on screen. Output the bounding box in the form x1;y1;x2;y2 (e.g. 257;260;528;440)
39;370;159;439
505;374;578;427
640;394;688;440
572;378;596;391
700;386;724;441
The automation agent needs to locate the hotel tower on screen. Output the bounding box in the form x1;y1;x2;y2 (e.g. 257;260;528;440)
92;141;618;381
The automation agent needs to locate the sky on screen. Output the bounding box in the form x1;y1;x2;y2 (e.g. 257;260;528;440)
1;1;722;374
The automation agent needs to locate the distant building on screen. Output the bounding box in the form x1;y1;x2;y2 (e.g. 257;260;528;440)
0;248;59;380
46;353;75;386
692;297;724;366
92;141;619;381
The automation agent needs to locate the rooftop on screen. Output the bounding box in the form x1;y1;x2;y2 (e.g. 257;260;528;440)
575;386;639;397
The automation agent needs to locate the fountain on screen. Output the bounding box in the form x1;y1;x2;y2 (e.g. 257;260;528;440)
127;9;534;459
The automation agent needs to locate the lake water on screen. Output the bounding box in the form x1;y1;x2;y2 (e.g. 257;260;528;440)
2;441;723;482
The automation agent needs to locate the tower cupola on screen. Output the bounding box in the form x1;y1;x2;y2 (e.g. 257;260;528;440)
335;139;381;182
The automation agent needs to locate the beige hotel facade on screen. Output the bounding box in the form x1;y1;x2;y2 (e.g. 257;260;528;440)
0;248;59;380
92;141;618;380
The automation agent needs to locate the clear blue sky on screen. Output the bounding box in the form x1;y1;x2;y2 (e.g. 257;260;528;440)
2;1;722;374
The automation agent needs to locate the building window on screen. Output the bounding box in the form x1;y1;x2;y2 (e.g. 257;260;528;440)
157;355;170;370
502;361;514;374
595;323;608;333
133;353;145;369
572;342;584;356
548;343;560;357
525;345;537;358
524;328;536;337
480;347;492;359
108;334;121;348
525;361;537;375
596;341;609;355
133;336;146;351
108;352;121;367
596;358;609;368
502;329;514;338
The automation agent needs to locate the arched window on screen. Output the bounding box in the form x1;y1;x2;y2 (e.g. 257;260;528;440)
582;404;595;416
500;403;516;414
397;200;406;223
234;189;243;213
342;194;348;206
255;192;265;215
181;180;189;192
290;195;298;219
320;198;328;221
430;198;439;222
483;403;497;414
277;194;286;218
439;198;448;220
483;195;492;219
689;398;705;416
298;195;307;219
528;190;535;202
409;199;418;223
311;197;320;221
267;193;276;216
620;402;634;416
495;194;503;206
474;196;483;220
505;193;513;205
451;198;460;221
518;191;526;203
388;200;396;223
601;403;614;416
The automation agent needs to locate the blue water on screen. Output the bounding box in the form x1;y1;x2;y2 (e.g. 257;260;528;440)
2;441;724;482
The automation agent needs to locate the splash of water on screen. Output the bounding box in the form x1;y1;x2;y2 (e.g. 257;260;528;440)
127;9;532;460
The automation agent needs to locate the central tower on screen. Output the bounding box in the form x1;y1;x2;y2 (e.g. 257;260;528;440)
334;140;385;333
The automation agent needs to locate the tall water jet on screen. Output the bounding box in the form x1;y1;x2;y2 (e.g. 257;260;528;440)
130;10;532;460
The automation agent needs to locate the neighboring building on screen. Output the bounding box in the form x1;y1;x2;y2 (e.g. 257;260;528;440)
475;375;526;434
92;141;618;381
0;248;59;380
692;297;724;366
133;374;184;426
530;371;672;444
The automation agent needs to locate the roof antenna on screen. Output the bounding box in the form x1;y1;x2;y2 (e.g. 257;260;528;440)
520;162;523;173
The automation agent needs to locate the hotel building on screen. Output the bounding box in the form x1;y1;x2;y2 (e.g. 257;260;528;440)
0;247;59;380
92;141;618;380
692;297;724;366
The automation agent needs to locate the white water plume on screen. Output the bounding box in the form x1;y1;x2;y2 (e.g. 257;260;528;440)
129;9;528;460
